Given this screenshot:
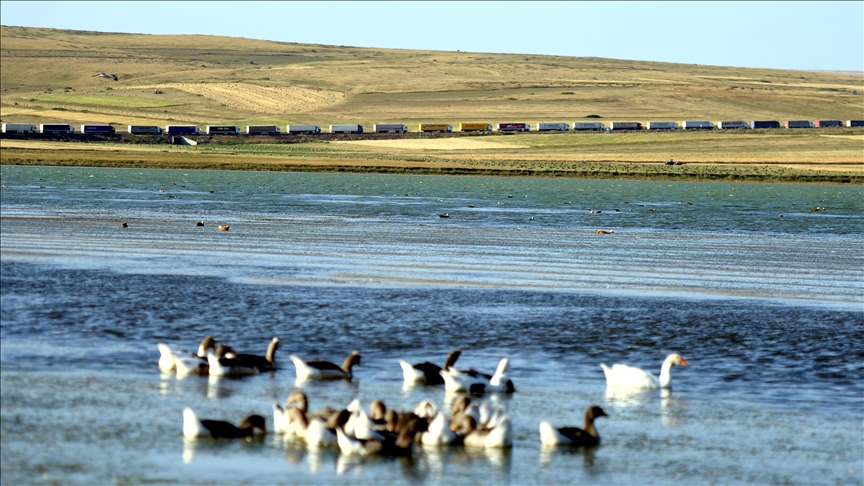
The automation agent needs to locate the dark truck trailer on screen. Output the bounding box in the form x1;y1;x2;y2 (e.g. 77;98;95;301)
845;120;864;127
166;125;200;135
785;120;813;129
206;125;240;135
40;124;75;134
497;123;530;132
814;120;842;128
81;124;116;134
751;120;781;129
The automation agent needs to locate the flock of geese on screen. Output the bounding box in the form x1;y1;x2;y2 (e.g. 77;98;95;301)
159;336;688;457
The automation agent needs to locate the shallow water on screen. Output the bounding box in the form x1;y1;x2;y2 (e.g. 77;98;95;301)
1;166;862;485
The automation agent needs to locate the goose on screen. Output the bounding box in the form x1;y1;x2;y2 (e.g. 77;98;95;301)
157;335;216;373
336;414;422;457
418;412;458;447
276;390;339;426
600;353;689;389
290;350;361;381
231;336;279;372
441;358;514;394
451;413;513;449
207;344;259;377
285;408;347;447
413;399;438;420
539;405;607;447
343;400;386;441
182;408;267;439
399;349;462;385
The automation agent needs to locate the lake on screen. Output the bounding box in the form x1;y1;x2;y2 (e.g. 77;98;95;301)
1;166;862;484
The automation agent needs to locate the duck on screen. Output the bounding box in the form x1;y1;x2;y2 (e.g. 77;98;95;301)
440;358;515;394
121;222;128;228
196;221;204;227
539;405;607;447
218;225;230;231
439;213;449;218
157;335;216;374
182;408;267;439
207;344;260;377
596;229;614;234
231;336;279;372
451;413;513;449
399;349;462;385
289;350;361;381
600;353;689;389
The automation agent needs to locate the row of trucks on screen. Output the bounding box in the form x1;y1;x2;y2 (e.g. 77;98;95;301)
3;120;863;135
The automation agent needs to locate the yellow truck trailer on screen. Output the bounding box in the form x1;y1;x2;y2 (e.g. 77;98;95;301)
459;123;493;132
419;123;453;133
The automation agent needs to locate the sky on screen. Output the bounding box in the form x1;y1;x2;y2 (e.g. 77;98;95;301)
1;1;862;72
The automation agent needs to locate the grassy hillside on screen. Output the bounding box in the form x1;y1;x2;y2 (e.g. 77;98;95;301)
1;25;862;129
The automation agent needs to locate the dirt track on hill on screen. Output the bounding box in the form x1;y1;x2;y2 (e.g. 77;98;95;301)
116;83;346;113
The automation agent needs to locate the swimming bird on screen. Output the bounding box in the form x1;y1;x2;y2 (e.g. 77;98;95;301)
182;408;267;439
121;222;128;228
336;413;422;456
539;405;607;447
399;349;462;385
196;221;204;227
207;344;259;377
451;413;513;448
439;213;449;218
600;353;689;389
440;358;514;394
218;225;230;231
290;350;361;381
157;335;216;374
418;411;458;446
94;72;118;81
231;336;279;372
596;229;614;234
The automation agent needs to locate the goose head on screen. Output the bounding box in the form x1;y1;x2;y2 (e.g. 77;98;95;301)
237;414;268;435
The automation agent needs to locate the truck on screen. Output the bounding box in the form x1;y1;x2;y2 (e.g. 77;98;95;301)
785;120;813;129
814;120;842;128
81;124;116;134
40;124;75;134
751;120;781;129
128;125;163;135
646;121;679;130
609;122;642;131
286;124;321;135
206;125;240;135
497;123;530;132
165;125;200;135
682;121;714;130
536;122;570;132
330;124;364;134
2;123;37;134
847;120;864;127
246;125;281;135
717;121;749;129
572;122;605;131
418;124;452;133
373;123;408;133
459;123;492;132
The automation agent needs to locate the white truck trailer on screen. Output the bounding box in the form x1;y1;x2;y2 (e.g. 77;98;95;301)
536;122;570;132
373;123;408;133
718;121;749;129
572;122;605;131
287;124;322;134
646;121;679;130
2;123;38;134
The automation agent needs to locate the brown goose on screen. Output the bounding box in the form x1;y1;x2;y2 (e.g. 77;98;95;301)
289;350;361;380
183;408;267;439
232;336;279;372
399;349;462;385
539;405;607;447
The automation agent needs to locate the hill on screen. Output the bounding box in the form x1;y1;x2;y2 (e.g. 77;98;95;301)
1;25;862;128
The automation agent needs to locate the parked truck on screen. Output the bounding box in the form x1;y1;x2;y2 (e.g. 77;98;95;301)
536;122;570;132
717;121;749;129
166;125;200;135
419;124;452;133
785;120;813;129
751;120;781;129
814;120;842;128
246;125;281;135
129;125;163;135
572;122;605;131
682;121;714;130
373;123;408;133
459;123;492;132
2;123;37;134
609;122;642;131
40;124;75;134
497;123;530;132
646;121;679;130
206;125;240;135
287;124;321;134
330;124;364;134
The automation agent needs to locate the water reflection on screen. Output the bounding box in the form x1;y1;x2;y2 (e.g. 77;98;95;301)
539;444;598;470
603;386;656;407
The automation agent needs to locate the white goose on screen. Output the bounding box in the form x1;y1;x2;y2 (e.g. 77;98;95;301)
600;353;689;389
451;413;513;449
157;335;215;374
418;412;458;447
440;358;514;393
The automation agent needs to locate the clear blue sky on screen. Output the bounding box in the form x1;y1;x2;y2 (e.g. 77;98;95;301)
1;1;862;72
